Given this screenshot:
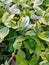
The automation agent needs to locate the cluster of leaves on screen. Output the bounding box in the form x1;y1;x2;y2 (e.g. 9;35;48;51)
0;0;49;65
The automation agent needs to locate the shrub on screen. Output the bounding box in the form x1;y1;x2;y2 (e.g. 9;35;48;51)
0;0;49;65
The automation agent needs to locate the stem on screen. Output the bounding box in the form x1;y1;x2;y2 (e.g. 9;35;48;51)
8;50;16;64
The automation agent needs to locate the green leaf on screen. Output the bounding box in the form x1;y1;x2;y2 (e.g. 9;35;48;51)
1;0;12;4
40;52;46;60
45;14;49;23
16;49;26;65
25;30;36;36
0;55;3;60
0;27;9;39
20;60;28;65
21;16;29;28
29;55;39;65
0;27;9;43
16;49;25;60
2;12;15;23
34;0;44;6
24;39;36;53
9;4;20;14
44;0;49;6
5;29;17;40
2;12;9;22
34;21;41;34
13;42;22;50
38;31;49;42
15;36;26;43
30;14;41;19
39;60;49;65
45;8;49;14
33;6;45;16
0;2;4;6
31;36;45;54
22;4;30;8
4;61;9;65
2;12;18;29
45;49;49;61
32;37;45;50
8;43;13;53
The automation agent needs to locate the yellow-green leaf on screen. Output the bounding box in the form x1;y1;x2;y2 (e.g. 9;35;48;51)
38;31;49;42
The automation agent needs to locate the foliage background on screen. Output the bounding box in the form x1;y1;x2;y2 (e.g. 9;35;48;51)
0;0;49;65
